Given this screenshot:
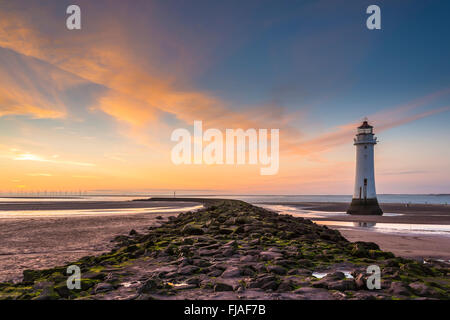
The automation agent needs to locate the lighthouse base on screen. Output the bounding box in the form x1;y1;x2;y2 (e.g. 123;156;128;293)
346;198;383;215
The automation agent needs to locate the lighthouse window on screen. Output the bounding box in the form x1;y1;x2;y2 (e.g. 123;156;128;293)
364;146;367;149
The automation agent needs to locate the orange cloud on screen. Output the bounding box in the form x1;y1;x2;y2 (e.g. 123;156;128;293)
0;6;297;137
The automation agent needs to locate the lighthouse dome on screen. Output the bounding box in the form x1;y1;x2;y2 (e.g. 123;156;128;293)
358;121;372;129
357;121;373;134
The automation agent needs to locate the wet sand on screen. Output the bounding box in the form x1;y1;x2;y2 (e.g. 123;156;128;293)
262;202;450;261
260;202;450;224
337;229;450;261
0;200;196;211
0;201;200;282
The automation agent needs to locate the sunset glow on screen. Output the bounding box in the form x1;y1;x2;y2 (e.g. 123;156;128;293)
1;0;449;194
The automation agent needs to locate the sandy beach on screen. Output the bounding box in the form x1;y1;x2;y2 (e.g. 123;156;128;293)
0;199;449;283
0;200;200;282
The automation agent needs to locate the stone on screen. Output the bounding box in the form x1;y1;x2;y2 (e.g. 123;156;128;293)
139;279;160;293
182;224;204;235
181;237;195;245
388;282;411;296
83;272;107;281
351;243;369;258
186;277;202;286
178;257;193;266
267;265;287;275
34;287;59;300
327;279;356;291
221;267;241;278
224;240;238;248
240;255;257;262
178;265;200;275
260;280;279;291
259;251;282;261
32;281;53;290
208;269;225;277
312;272;346;289
219;228;234;235
53;282;71;298
277;280;295;292
352;292;377;300
240;267;255;277
409;282;440;298
22;269;41;283
248;275;278;289
94;282;115;293
214;282;233;292
192;259;211;267
198;249;218;256
354;273;367;289
222;248;236;257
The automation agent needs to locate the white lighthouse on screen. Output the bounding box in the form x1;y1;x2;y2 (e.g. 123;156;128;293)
347;120;383;215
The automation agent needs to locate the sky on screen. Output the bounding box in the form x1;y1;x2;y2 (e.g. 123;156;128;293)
0;0;449;195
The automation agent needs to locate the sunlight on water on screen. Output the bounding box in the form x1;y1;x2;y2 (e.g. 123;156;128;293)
0;205;203;219
0;196;149;202
261;204;450;237
312;271;354;279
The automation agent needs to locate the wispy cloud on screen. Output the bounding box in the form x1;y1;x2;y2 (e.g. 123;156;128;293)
286;91;450;157
27;173;53;177
380;170;429;176
0;146;96;168
13;153;95;167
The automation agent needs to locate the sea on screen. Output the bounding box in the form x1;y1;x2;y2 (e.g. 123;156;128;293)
0;193;449;204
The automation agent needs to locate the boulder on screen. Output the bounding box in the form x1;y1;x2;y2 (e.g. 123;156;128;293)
240;255;257;263
34;287;59;300
139;279;160;293
327;279;356;291
182;224;204;235
259;251;282;261
94;282;115;294
178;265;200;275
388;282;411;297
409;282;440;298
267;265;287;275
221;267;241;278
214;282;233;292
248;275;278;290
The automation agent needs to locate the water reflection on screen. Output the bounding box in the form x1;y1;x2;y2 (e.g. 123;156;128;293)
353;221;376;228
262;204;450;236
0;204;203;219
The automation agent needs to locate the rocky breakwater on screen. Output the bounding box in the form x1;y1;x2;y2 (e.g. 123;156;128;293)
0;199;448;300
